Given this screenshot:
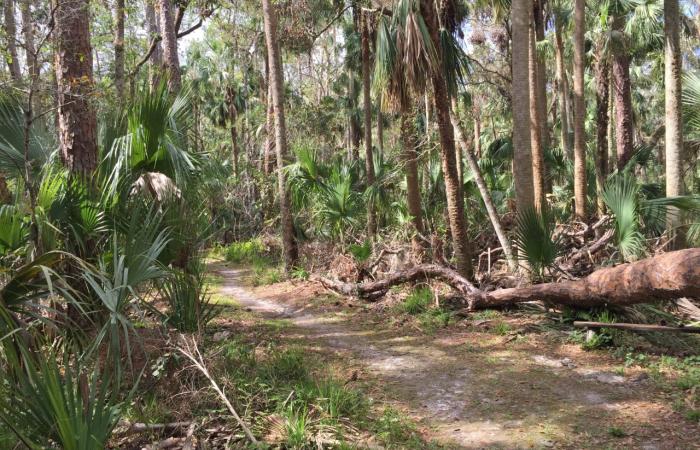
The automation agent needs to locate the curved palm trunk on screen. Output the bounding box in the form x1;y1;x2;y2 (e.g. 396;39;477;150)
665;0;684;248
594;48;610;217
421;0;473;278
113;0;125;98
156;0;181;92
451;102;517;272
4;0;21;81
54;0;98;175
361;11;376;236
554;12;571;158
572;0;587;219
512;0;535;212
528;18;546;212
262;0;298;271
611;15;634;170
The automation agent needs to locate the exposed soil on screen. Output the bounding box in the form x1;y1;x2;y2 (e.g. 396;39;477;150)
213;264;699;449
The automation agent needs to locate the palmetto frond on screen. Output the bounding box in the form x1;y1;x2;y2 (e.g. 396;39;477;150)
602;174;645;261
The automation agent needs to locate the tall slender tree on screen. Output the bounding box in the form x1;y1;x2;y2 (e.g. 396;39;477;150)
610;9;634;169
529;15;546;211
572;0;587;219
262;0;298;271
3;0;21;81
553;7;571;158
157;0;181;92
512;0;536;212
420;0;473;278
361;10;376;236
594;46;610;216
113;0;126;98
54;0;98;174
146;0;163;90
20;0;36;80
665;0;683;247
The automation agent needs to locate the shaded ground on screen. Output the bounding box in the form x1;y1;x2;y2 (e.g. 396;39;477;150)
212;263;699;449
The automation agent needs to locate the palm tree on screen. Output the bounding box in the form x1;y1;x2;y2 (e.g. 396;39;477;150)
553;4;572;158
572;0;587;219
664;0;684;247
146;0;162;90
420;0;473;278
512;0;536;212
54;0;98;174
262;0;298;271
594;43;610;217
3;0;21;81
20;0;36;81
529;13;546;211
157;0;181;92
360;10;376;236
610;2;634;169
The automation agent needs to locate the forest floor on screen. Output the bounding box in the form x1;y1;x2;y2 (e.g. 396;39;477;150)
208;260;700;449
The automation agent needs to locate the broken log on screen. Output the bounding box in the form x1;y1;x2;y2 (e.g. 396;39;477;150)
573;321;700;334
315;248;700;311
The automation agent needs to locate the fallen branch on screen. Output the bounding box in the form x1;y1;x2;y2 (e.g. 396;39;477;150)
574;321;700;334
124;421;192;435
559;228;614;269
177;336;258;445
316;248;700;311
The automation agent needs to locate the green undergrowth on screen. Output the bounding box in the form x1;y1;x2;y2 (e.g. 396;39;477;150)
220;238;285;286
211;337;440;448
397;287;453;334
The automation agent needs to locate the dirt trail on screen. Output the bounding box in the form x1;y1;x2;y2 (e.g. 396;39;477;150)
216;267;696;449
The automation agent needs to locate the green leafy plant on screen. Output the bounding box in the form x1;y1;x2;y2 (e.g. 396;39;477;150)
158;265;218;332
401;287;433;315
514;206;561;279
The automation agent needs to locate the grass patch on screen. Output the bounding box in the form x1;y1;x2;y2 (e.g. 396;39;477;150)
224;238;267;264
400;287;433;315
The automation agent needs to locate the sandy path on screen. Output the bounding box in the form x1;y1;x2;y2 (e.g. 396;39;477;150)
216;267;693;449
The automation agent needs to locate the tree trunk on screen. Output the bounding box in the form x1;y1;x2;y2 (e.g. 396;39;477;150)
573;0;587;219
664;0;684;248
227;87;239;176
377;105;384;153
554;11;571;159
594;48;610;217
263;56;276;175
113;0;125;98
512;0;535;213
611;15;634;169
54;0;98;175
401;107;425;249
4;0;21;81
20;0;36;80
533;0;549;151
451;101;517;272
528;17;546;212
348;73;361;161
156;0;181;92
361;11;376;236
0;176;11;204
421;0;473;279
316;248;700;311
262;0;298;271
146;0;162;90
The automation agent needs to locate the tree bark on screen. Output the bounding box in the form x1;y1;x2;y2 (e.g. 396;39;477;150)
20;0;36;80
54;0;98;175
511;0;535;212
146;0;162;90
573;0;587;219
664;0;684;248
317;248;700;311
528;17;546;212
611;14;634;170
263;55;276;175
113;0;125;98
594;47;610;217
401;107;424;244
156;0;181;92
361;11;376;236
4;0;21;81
533;0;549;151
421;0;473;279
554;11;571;159
451;102;517;272
226;87;239;176
262;0;298;271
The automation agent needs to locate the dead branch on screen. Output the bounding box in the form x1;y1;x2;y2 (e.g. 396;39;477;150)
574;321;700;334
177;336;258;445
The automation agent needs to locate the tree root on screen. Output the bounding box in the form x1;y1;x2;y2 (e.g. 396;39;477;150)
314;248;700;311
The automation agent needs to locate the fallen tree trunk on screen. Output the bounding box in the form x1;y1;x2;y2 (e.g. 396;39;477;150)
573;321;700;334
315;249;700;310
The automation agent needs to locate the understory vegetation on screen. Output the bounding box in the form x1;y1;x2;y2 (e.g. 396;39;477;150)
1;0;700;447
